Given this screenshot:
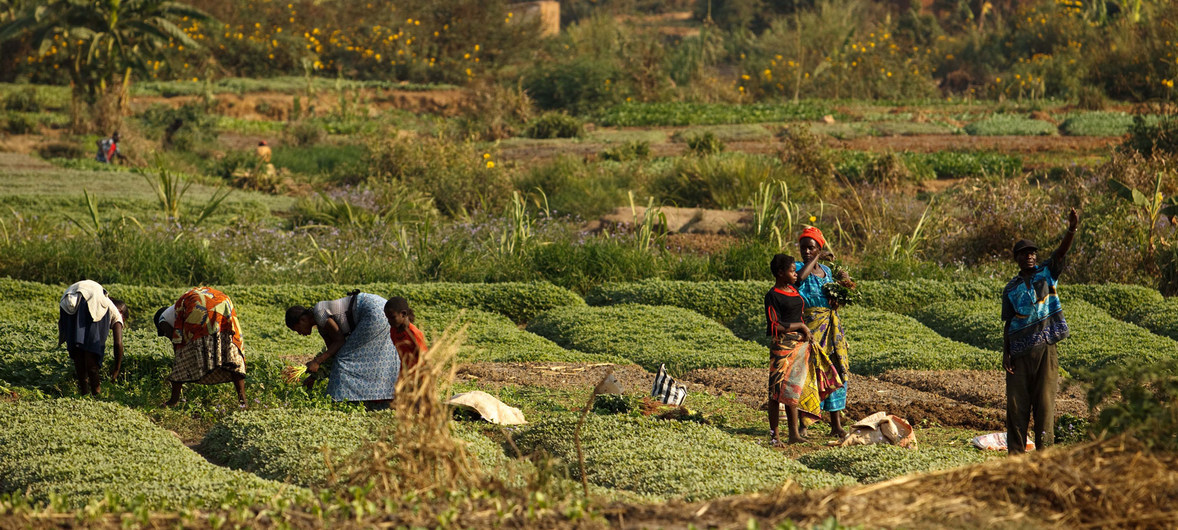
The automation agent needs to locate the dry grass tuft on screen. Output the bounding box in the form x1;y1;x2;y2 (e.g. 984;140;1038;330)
341;323;485;499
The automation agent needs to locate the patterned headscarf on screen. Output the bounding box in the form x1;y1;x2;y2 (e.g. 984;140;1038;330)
799;226;826;249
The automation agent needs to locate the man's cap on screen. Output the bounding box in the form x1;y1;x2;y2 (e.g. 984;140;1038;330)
1012;239;1039;255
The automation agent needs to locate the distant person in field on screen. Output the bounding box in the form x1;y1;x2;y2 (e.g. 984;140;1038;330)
58;280;127;396
154;287;247;407
95;131;123;163
796;226;851;439
385;296;426;380
765;254;815;445
255;140;272;163
286;290;401;411
1002;207;1079;455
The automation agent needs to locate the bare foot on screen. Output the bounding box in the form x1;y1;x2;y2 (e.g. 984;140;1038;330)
769;437;782;447
788;435;806;444
831;429;847;439
162;400;179;408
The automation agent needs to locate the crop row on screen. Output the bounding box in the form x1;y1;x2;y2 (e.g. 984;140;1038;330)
526;304;764;374
910;299;1178;374
797;444;992;484
199;409;508;488
0;399;307;508
0;278;584;324
513;414;856;500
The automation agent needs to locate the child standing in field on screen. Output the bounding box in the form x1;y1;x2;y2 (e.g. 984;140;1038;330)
385;297;427;393
1002;207;1079;455
58;280;127;396
765;254;815;445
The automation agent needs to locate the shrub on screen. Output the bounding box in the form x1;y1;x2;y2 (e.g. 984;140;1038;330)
1121;114;1178;157
514;156;637;218
366;134;511;216
0;399;305;508
964;116;1057;136
1085;358;1178;451
526;304;764;373
909;299;1178;376
271;144;367;182
524;59;622;115
36;142;87;159
286;120;326;147
1126;298;1178;341
600;140;651;162
683;131;725;156
3;88;41;112
513;414;856;500
3;112;36;134
1059;112;1145;137
595;101;832;127
524;112;584;139
798;445;990;484
136;103;218;151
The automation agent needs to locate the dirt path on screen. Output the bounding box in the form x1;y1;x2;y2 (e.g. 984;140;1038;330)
130;87;469;119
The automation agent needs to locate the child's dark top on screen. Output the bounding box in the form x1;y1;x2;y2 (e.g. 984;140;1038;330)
765;286;804;344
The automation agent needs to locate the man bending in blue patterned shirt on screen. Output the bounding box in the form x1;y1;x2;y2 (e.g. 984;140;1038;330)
1002;207;1079;455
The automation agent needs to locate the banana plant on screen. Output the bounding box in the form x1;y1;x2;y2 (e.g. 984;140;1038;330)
1108;172;1178;261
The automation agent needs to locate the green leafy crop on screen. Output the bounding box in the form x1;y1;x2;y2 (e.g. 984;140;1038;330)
798;444;990;484
527;304;764;373
514;414;856;500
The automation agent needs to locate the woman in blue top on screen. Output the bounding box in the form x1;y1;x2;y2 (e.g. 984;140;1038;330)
795;226;850;439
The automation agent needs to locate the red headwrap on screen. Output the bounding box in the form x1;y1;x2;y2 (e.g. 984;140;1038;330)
799;226;826;249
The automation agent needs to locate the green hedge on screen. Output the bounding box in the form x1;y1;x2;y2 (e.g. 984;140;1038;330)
1126;298;1178;340
514;414;856;500
797;445;990;484
0;278;585;324
909;299;1178;375
594;102;833;127
964;116;1057;136
0;399;306;508
526;304;764;373
857;279;1001;314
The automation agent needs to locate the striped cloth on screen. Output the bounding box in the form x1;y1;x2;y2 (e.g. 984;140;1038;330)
325;293;401;402
652;364;687;406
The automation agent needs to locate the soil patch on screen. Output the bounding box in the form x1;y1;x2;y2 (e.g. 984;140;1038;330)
682;368;1006;431
456;362;653;393
877;369;1090;418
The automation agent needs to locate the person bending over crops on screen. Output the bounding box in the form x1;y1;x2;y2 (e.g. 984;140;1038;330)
1002;207;1079;456
385;297;426;378
58;280;128;396
153;287;247;407
286;290;400;411
796;226;851;439
765;254;815;445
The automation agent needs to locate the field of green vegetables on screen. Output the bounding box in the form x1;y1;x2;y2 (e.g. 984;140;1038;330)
2;275;1177;511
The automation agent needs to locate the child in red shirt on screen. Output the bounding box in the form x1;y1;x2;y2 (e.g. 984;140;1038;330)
385;296;426;374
